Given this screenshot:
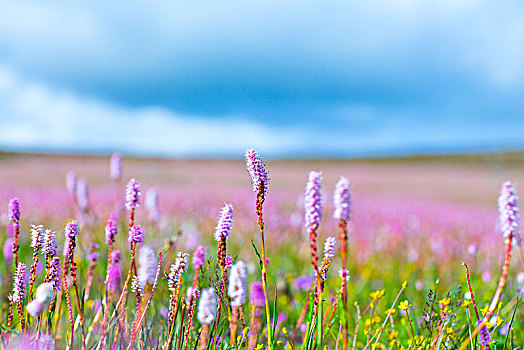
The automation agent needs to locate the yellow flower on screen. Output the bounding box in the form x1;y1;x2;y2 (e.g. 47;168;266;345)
277;341;283;346
398;300;411;310
389;330;399;340
385;308;396;315
255;344;264;350
439;298;450;307
462;300;471;308
402;281;408;288
446;327;453;334
480;305;489;316
370;289;385;301
282;327;288;335
373;315;382;324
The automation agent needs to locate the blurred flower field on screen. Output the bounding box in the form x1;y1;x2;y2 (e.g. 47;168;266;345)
0;151;522;349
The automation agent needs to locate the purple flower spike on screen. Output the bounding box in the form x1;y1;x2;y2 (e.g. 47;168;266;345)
249;281;265;307
10;262;27;303
107;259;122;292
304;171;323;229
111;249;121;262
333;176;351;221
66;171;77;195
105;219;118;245
110;152;122;180
76;178;89;211
4;238;14;262
214;203;234;242
128;225;145;244
65;220;79;239
49;257;62;292
8;198;20;224
192;245;207;270
125;178;141;211
245;148;270;194
323;237;336;259
498;181;520;244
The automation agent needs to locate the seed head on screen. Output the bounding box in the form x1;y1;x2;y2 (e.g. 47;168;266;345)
138;245;158;288
197;287;217;324
42;229;58;257
228;261;247;306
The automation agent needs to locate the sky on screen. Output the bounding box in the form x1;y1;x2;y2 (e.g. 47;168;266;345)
0;0;523;158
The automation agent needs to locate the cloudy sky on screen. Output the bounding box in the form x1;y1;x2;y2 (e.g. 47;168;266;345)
0;0;523;158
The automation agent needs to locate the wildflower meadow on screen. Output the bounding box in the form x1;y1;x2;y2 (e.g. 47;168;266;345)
0;150;522;349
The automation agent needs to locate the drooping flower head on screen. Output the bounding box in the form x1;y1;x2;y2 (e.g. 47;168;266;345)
214;203;234;242
110;152;122;180
498;181;520;244
323;237;336;259
304;171;323;229
197;287;217;324
8;197;20;223
333;176;351;221
250;282;265;307
228;261;247;306
192;245;207;270
245;148;270;194
128;225;145;244
66;171;77;195
10;262;27;303
168;252;190;290
138;245;158;288
105;219;118;245
64;220;79;239
125;178;141;211
30;224;45;249
76;178;89;211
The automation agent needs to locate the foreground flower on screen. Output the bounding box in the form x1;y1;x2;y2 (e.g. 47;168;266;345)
197;288;217;350
245;148;270;194
128;225;145;244
214;203;234;242
138;245;158;288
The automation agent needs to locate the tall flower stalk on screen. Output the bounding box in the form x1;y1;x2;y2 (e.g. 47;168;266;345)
214;203;234;321
9;198;21;268
245;148;273;348
333;176;351;350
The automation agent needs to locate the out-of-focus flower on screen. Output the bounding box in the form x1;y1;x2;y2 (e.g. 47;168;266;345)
192;245;206;270
229;261;247;306
498;181;520;244
105;219;118;245
250;282;265;307
333;176;351;221
125;178;141;211
110;153;122;180
137;245;157;288
197;288;217;324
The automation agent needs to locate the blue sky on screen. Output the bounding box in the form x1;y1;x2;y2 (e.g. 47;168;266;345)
0;0;523;158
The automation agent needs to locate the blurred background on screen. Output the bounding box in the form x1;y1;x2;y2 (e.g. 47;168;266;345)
0;0;523;159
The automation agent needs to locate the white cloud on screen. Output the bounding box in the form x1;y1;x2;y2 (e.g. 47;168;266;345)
0;66;308;157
